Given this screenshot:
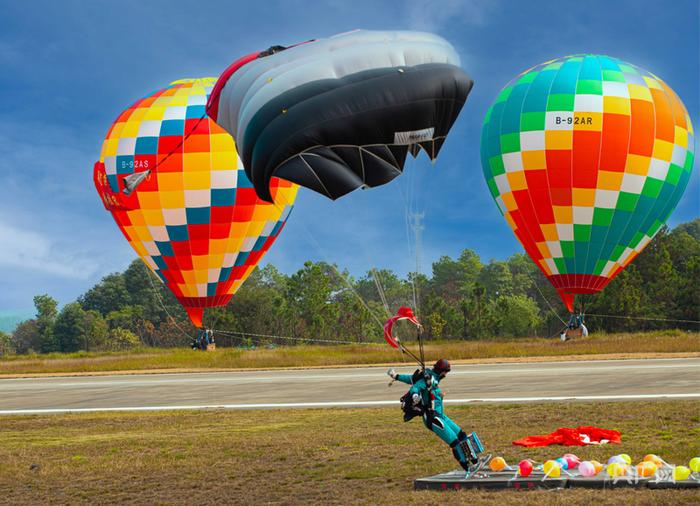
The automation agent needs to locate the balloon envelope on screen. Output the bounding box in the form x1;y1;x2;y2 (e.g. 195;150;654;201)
481;55;694;311
95;78;298;327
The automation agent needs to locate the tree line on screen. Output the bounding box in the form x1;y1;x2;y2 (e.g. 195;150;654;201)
1;219;697;355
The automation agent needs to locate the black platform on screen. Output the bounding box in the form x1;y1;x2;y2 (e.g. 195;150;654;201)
414;469;700;491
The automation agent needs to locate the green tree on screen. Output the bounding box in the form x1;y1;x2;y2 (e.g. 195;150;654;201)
431;249;482;302
53;303;88;352
123;260;167;325
106;306;145;335
34;294;58;352
478;261;514;298
106;328;141;351
487;294;541;337
79;273;130;316
355;268;413;315
83;310;109;351
11;319;41;354
587;265;650;332
0;331;13;355
285;261;342;340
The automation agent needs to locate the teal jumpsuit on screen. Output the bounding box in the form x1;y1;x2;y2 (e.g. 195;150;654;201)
396;368;472;470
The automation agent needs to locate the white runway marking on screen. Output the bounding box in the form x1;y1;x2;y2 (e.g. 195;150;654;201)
1;392;698;415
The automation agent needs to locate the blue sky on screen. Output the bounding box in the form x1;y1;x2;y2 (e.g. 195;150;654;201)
0;0;698;313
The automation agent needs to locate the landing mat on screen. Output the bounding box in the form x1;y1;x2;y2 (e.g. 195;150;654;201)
414;469;700;491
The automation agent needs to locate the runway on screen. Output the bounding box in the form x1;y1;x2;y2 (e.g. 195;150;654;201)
0;357;697;415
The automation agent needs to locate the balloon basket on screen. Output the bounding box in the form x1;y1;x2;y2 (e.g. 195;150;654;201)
414;469;699;491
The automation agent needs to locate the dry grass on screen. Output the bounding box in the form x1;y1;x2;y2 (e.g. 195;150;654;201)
0;330;697;376
0;401;697;504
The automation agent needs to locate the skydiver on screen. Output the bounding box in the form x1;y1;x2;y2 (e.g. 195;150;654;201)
388;359;486;473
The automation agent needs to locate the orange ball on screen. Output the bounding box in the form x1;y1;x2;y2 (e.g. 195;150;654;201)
591;460;604;474
489;456;507;472
644;454;664;467
636;461;657;477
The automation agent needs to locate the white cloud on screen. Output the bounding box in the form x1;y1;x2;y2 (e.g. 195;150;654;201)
404;0;498;31
0;219;98;279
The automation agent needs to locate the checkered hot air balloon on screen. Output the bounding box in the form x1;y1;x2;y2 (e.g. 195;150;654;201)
94;78;298;327
480;55;694;312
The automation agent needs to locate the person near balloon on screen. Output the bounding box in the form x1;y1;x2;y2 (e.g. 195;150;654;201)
388;359;485;472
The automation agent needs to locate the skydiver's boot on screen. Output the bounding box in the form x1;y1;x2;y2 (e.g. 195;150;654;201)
450;439;471;472
455;432;489;475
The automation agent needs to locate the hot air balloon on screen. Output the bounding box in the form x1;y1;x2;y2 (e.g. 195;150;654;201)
94;78;298;328
481;55;694;312
207;30;473;202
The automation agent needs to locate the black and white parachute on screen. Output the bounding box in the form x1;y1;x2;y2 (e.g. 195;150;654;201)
207;30;473;202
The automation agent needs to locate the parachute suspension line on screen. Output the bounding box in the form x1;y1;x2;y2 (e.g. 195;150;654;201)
270;202;386;333
331;190;392;320
371;268;392;317
585;313;700;324
395;154;423;317
417;325;425;369
144;266;194;340
396;338;424;368
408;211;424;315
212;328;361;345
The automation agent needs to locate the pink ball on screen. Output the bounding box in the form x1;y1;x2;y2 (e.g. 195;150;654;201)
564;453;580;469
579;461;597;477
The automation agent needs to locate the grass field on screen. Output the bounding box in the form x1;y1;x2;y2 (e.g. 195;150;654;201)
0;401;697;504
0;330;698;376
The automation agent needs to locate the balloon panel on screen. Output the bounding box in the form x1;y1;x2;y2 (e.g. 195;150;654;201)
481;55;694;298
95;78;298;325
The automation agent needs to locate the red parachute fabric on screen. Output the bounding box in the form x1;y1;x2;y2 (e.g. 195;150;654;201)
512;426;622;447
383;307;420;349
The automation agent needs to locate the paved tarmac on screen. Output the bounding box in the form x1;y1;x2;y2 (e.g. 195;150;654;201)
0;357;697;414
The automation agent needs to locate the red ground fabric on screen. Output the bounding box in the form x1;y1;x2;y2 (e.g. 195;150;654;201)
512;426;621;447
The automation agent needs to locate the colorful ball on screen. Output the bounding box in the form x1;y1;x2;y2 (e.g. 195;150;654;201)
563;453;580;469
644;454;664;467
579;461;597;477
518;460;533;477
619;453;632;465
607;462;627;477
636;461;657;477
489;456;507;472
555;457;569;470
689;457;700;473
544;460;561;478
673;466;691;481
607;455;626;466
591;460;604;474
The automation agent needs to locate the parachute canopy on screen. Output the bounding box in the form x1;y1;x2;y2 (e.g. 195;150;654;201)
384;306;421;349
481;55;694;312
207;30;474;202
95;78;298;327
